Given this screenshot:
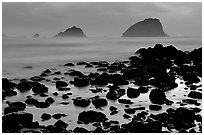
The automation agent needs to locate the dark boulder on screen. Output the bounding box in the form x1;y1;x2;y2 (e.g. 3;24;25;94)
52;113;67;119
56;80;68;88
118;99;133;104
46;125;68;133
32;82;48;94
35;101;50;108
55;26;86;37
149;105;162;111
16;81;33;92
127;87;140;98
145;120;163;132
45;97;55;104
4;101;26;115
64;62;75;66
73;97;91;107
64;70;84;77
54;120;68;129
188;91;202;99
91;96;108;108
77;110;108;124
106;90;118;100
182;72;200;84
73;127;90;133
110;74;129;85
4;90;17;97
124;108;136;114
138;86;149;94
41;113;51;121
149;89;166;104
2;78;17;91
91;73;110;86
25;97;39;105
72;77;89;87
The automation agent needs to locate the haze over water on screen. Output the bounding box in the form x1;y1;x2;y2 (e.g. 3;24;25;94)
2;36;202;79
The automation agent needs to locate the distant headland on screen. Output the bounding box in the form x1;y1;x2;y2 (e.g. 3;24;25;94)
122;18;167;37
55;26;86;37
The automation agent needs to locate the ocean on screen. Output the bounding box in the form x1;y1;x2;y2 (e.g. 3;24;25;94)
2;36;202;79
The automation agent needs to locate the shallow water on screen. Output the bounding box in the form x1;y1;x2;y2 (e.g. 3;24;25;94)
2;36;201;78
2;36;202;132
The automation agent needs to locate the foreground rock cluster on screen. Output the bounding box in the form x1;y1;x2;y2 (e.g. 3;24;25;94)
2;44;202;133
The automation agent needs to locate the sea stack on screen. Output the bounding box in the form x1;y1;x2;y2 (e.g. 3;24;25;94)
55;26;86;37
122;18;167;37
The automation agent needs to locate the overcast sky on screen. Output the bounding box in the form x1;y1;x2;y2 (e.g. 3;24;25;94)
2;2;202;37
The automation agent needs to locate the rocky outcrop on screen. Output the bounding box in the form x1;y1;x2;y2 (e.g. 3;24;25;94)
55;26;86;37
33;34;40;38
122;18;167;37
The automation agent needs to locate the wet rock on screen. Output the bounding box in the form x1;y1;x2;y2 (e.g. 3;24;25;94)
109;106;117;111
182;72;200;84
195;114;202;122
110;74;129;85
149;89;166;104
62;94;69;99
64;62;75;66
54;120;68;129
73;127;90;133
129;121;146;132
35;101;50;108
4;101;26;115
53;92;59;96
30;76;45;81
106;90;118;100
85;63;93;68
138;86;149;93
188;91;202;99
25;97;39;105
189;129;196;133
78;110;108;124
118;99;133;104
182;99;200;106
124;108;136;114
56;80;68;89
93;127;105;133
149;105;162;111
39;93;48;97
4;90;17;97
2;78;17;91
91;73;109;86
2;112;33;132
72;77;89;87
127;87;140;98
41;113;51;121
32;82;48;94
46;125;67;133
52;113;67;119
64;70;84;77
73;97;91;107
45;97;55;104
135;107;146;110
91;96;108;108
145;120;163;132
16;81;33;92
52;71;61;75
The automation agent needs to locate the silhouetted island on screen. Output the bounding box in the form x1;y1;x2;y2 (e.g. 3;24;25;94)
122;18;167;37
33;34;40;38
55;26;86;37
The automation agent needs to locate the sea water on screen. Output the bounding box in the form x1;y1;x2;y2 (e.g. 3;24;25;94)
2;36;202;79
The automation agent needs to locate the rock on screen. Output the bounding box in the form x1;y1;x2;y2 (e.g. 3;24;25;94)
53;92;59;96
138;86;149;94
62;94;69;99
52;71;61;75
64;70;84;77
183;72;200;84
182;99;199;106
41;113;51;121
149;105;162;111
4;101;26;115
124;108;136;114
45;97;55;104
55;26;86;37
56;81;68;88
46;125;67;133
106;90;118;100
33;34;40;37
40;69;52;76
91;73;110;86
118;99;133;104
16;81;33;92
145;120;163;132
4;90;17;97
91;96;108;108
149;89;166;104
188;91;202;99
2;78;17;91
25;97;39;105
77;110;108;124
64;62;75;66
93;127;105;133
30;76;45;82
129;121;146;132
109;106;117;111
72;77;89;87
85;63;93;68
110;74;129;85
127;87;140;98
73;97;91;107
35;101;50;108
122;18;167;37
32;82;48;94
54;120;68;129
73;127;89;133
52;113;67;119
2;112;33;132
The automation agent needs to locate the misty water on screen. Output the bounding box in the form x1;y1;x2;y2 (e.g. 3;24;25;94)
2;36;202;132
2;36;201;78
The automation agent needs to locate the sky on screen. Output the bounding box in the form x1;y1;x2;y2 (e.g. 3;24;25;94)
2;2;202;37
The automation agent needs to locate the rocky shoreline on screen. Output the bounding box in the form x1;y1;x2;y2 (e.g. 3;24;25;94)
2;44;202;133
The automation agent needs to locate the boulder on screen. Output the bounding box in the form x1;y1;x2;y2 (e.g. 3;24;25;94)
118;99;133;104
56;81;68;88
149;89;166;104
16;81;33;92
64;62;75;66
2;78;17;91
54;120;68;129
124;108;136;114
45;97;55;104
4;101;26;115
72;77;89;87
52;113;67;119
149;105;162;111
188;91;202;99
73;97;91;107
77;110;108;124
73;127;89;133
41;113;51;121
64;70;84;77
127;87;140;98
32;82;48;94
91;96;108;108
